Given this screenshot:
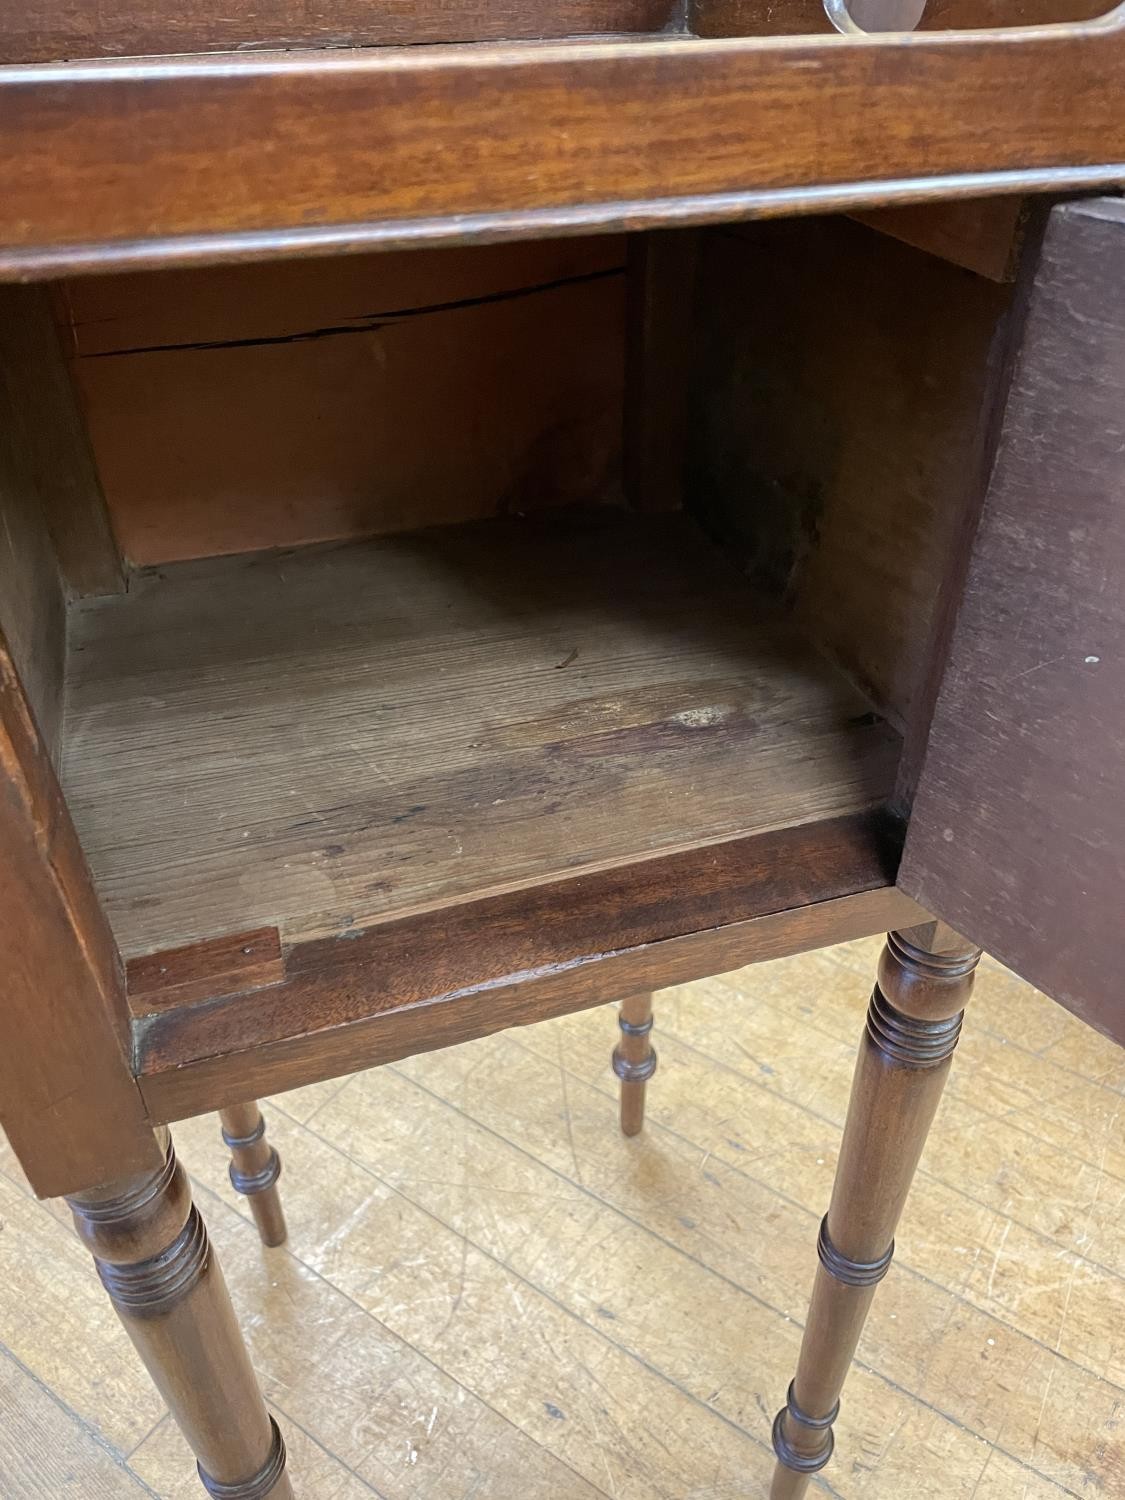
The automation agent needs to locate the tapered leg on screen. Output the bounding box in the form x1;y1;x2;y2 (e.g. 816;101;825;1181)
68;1130;293;1499
613;992;657;1136
220;1102;287;1248
770;921;981;1498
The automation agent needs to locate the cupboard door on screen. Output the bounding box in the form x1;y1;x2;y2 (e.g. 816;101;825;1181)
899;198;1125;1047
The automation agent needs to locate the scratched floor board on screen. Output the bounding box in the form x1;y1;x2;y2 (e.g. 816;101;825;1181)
0;940;1121;1497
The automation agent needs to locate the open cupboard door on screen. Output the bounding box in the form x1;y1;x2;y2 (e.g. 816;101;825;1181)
898;198;1125;1048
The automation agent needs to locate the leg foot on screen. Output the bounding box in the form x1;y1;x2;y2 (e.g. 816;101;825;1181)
68;1130;292;1498
769;921;981;1497
220;1102;287;1248
613;992;656;1137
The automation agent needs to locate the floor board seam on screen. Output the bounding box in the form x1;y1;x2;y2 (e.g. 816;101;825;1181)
183;1170;617;1500
620;1019;1125;1280
0;1343;163;1499
371;1067;1088;1500
260;1100;789;1476
503;1028;1125;1395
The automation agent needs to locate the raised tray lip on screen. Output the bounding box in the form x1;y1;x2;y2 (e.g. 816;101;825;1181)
3;2;1124;79
1;10;1123;280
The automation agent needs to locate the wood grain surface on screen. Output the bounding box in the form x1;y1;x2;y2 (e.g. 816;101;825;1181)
0;21;1123;278
901;198;1125;1047
63;238;627;565
0;1351;153;1498
63;510;900;959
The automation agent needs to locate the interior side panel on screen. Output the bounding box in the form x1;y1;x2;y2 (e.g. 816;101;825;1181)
686;216;1012;735
63;238;627;565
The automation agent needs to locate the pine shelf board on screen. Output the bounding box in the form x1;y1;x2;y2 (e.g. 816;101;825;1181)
62;509;901;961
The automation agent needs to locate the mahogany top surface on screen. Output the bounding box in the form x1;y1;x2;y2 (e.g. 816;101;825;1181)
0;13;1123;277
62;509;900;959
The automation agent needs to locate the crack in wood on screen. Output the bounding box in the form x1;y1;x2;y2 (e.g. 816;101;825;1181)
81;265;627;359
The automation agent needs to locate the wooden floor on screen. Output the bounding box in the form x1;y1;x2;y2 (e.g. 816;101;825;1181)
0;936;1122;1498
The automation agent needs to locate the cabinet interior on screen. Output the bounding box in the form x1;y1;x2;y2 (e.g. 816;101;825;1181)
0;216;1016;971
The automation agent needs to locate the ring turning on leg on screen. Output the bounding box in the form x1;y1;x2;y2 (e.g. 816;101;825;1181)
613;992;657;1136
220;1102;287;1248
769;921;981;1499
68;1130;293;1499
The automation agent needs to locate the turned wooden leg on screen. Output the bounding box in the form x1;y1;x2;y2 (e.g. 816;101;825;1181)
68;1130;293;1499
613;992;656;1136
220;1102;287;1249
770;921;981;1498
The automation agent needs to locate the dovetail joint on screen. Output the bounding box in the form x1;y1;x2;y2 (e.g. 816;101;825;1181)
817;1217;894;1288
96;1205;210;1318
229;1149;282;1199
198;1417;287;1500
866;987;964;1068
